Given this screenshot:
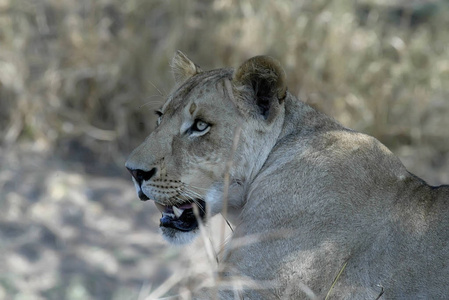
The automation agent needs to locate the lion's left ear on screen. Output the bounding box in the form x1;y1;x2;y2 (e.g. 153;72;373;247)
171;50;202;84
233;56;287;122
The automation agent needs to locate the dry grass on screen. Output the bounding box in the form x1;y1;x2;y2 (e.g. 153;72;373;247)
1;0;449;160
1;0;448;299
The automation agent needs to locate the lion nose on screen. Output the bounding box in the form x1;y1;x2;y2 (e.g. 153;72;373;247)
126;167;157;186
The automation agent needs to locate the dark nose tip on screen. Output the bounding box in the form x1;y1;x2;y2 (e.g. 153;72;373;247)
126;167;157;186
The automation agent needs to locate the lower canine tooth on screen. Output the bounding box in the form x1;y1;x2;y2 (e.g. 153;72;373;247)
173;206;184;218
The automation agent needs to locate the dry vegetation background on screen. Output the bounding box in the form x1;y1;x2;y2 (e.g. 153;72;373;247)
1;0;448;299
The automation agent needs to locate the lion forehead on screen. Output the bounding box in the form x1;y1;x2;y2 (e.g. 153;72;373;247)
162;69;234;116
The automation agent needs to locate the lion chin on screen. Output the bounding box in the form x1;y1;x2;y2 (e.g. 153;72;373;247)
160;227;199;245
154;200;206;245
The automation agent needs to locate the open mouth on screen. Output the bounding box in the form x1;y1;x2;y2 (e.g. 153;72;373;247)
154;200;206;232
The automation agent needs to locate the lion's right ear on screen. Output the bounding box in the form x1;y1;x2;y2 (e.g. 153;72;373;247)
171;50;202;84
233;56;287;123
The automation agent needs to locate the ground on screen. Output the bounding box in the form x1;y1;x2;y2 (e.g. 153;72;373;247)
0;143;225;300
0;141;447;300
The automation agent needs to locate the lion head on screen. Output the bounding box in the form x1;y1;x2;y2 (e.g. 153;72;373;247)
125;51;287;244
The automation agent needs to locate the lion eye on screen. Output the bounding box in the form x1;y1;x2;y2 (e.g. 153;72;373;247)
192;120;209;132
185;119;211;137
155;110;163;126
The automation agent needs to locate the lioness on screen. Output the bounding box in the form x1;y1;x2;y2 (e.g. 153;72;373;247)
126;51;449;299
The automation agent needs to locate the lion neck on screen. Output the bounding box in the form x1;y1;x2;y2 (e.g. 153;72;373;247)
280;94;345;140
224;94;342;224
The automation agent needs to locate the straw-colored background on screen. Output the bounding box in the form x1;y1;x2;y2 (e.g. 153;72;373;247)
1;0;448;299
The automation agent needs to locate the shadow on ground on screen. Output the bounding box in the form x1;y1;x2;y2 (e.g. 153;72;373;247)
0;143;187;300
0;142;447;299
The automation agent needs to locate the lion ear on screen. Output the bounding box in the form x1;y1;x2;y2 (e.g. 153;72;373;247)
171;50;202;84
233;55;287;121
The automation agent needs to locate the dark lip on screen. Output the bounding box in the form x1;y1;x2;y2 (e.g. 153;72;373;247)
159;200;206;232
136;189;206;232
138;190;149;201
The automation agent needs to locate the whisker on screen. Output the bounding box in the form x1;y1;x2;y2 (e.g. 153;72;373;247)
183;183;210;192
139;98;164;108
183;191;203;204
184;189;204;200
179;189;206;214
148;79;167;97
180;185;206;199
183;184;234;232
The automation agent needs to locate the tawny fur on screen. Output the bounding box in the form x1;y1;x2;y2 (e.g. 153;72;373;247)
126;51;449;299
